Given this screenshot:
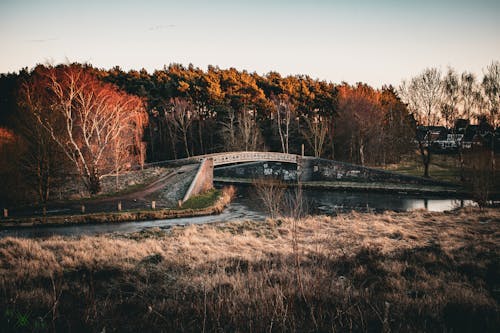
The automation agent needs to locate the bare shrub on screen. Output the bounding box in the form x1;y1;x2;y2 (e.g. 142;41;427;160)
253;178;286;218
253;178;308;219
465;148;494;207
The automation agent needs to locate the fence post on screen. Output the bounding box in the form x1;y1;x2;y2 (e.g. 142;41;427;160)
151;201;156;210
81;205;85;214
118;201;122;211
3;208;7;218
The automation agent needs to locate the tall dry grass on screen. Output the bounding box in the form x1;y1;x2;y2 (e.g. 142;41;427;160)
0;208;499;332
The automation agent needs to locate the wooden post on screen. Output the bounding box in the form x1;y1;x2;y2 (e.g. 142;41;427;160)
3;208;7;218
151;201;156;210
301;143;305;157
118;201;122;211
178;200;182;208
81;205;85;214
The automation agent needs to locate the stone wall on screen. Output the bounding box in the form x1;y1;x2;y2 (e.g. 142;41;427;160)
215;161;299;181
214;157;455;188
182;158;214;202
307;158;454;186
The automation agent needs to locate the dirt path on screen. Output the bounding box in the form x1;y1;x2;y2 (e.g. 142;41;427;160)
7;164;199;217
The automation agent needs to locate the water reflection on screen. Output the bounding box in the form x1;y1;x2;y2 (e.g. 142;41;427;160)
402;199;467;212
305;190;475;214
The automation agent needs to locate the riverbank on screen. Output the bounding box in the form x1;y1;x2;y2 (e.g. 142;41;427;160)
0;187;235;229
0;208;498;332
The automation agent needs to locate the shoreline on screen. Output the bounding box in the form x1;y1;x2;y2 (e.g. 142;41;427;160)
0;188;234;229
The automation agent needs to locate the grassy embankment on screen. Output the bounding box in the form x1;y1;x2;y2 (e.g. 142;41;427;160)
381;154;500;184
0;188;235;228
0;208;498;332
380;154;500;201
381;154;463;183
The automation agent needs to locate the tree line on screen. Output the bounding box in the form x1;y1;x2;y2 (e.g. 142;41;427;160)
0;61;498;205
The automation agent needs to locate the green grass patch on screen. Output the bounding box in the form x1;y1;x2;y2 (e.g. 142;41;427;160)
380;154;463;183
181;189;221;209
83;181;150;201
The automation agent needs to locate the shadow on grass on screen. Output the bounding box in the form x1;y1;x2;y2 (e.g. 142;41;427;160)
1;243;498;332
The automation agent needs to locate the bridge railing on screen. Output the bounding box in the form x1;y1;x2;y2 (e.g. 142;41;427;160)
141;151;303;169
191;151;300;166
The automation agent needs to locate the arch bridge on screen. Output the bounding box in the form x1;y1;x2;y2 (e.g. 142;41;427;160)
180;151;305;202
152;151;449;204
190;151;302;166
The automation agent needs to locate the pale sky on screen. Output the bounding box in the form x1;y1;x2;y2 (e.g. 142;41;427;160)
1;0;499;87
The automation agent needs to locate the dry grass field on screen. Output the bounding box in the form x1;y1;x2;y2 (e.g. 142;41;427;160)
0;208;499;332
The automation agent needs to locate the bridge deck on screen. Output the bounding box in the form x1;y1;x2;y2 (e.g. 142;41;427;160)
192;151;301;166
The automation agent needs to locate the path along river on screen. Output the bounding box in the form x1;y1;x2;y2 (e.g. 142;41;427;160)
0;187;474;238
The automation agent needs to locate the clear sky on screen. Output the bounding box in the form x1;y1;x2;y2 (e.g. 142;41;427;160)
1;0;499;87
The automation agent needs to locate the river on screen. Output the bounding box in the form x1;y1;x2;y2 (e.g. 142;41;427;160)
0;188;474;238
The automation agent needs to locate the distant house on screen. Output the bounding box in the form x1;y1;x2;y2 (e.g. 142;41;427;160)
416;126;451;151
434;133;463;150
416;123;499;153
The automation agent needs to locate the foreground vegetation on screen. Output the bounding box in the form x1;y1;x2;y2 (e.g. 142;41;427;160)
0;208;498;332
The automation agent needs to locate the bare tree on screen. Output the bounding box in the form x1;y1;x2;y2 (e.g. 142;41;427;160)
399;68;443;177
219;106;238;151
482;61;500;125
301;113;329;158
16;78;70;204
169;97;195;157
482;60;500;173
237;109;254;151
460;72;481;121
20;65;148;194
219;106;263;152
441;68;467;181
441;68;460;127
272;95;293;154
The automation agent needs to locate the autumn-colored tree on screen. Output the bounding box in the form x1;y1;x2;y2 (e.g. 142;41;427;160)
0;128;24;204
20;65;148;194
336;84;383;165
379;86;414;164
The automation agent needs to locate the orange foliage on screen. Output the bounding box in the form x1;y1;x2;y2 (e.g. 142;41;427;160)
0;127;15;145
19;64;148;193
